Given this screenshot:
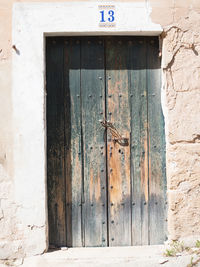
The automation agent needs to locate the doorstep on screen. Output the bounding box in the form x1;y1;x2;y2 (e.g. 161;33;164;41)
17;245;198;267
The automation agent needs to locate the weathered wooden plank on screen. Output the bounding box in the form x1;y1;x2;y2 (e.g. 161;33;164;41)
63;37;82;247
81;37;107;247
147;37;167;244
130;37;149;245
46;37;66;247
106;37;131;246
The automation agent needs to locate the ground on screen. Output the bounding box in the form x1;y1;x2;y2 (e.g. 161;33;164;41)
1;245;200;267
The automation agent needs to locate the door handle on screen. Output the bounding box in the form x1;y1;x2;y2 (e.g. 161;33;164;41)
100;120;129;146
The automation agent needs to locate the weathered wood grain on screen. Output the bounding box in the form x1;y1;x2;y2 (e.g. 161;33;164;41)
147;37;167;244
63;37;83;247
46;37;66;247
106;37;131;246
130;37;149;245
81;37;107;247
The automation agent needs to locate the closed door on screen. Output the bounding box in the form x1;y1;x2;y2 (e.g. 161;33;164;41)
46;36;167;248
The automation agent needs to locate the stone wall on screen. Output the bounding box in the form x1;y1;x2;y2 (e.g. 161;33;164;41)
161;10;200;245
0;0;200;259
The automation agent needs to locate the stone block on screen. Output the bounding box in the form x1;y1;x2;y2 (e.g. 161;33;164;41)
173;7;190;22
150;7;174;26
0;241;23;260
168;187;200;239
171;47;200;92
175;0;200;8
167;144;200;189
0;181;12;199
167;91;200;143
149;0;174;8
24;226;47;257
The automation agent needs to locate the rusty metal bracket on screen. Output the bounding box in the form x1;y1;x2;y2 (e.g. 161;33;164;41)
100;120;129;146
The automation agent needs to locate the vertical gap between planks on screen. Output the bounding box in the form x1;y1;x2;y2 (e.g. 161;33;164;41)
104;37;109;247
80;37;85;247
63;37;68;246
129;40;133;246
146;37;150;246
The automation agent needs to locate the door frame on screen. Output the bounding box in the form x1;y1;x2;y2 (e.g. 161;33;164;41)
12;2;165;254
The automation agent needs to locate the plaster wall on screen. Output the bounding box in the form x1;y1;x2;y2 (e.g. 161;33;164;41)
0;0;200;260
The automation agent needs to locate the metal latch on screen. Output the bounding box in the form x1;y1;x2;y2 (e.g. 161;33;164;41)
100;120;129;146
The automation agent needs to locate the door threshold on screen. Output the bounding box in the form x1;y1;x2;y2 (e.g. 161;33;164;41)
46;245;164;259
18;245;195;267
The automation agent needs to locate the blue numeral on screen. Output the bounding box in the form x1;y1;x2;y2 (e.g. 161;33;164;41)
100;10;115;23
108;10;115;22
100;11;106;22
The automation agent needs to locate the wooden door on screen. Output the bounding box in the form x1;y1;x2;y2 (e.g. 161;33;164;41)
46;36;167;248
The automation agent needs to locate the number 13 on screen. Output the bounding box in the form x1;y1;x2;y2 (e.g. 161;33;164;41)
100;10;115;23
